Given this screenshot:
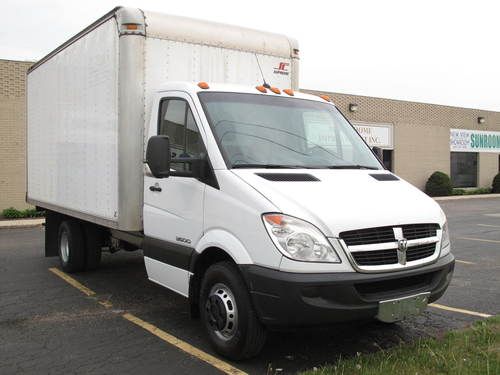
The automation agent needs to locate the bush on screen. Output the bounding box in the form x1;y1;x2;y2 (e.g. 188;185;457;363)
452;187;492;196
493;173;500;193
425;171;453;197
1;207;45;219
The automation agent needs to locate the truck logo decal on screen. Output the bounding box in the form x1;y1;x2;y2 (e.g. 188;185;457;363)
397;239;408;265
273;62;290;76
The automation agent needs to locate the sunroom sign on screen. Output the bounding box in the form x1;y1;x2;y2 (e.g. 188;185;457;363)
450;129;500;153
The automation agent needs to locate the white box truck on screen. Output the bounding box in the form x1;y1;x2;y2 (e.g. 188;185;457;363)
27;7;454;360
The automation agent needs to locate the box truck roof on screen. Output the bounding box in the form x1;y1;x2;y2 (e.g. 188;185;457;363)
29;6;299;75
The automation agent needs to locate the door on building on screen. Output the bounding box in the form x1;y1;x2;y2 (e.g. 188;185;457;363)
450;152;478;187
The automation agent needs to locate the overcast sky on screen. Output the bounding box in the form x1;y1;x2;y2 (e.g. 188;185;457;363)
2;0;499;111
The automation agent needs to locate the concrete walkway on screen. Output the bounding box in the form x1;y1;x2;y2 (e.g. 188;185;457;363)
0;218;45;229
434;193;500;201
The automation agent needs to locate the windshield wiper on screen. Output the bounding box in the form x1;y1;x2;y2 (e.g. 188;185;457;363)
326;165;379;170
232;164;304;169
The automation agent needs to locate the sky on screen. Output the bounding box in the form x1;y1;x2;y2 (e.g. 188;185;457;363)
2;0;499;111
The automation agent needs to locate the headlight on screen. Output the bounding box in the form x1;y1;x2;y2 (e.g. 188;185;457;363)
262;214;341;263
440;221;450;256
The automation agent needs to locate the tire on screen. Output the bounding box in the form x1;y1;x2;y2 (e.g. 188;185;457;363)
58;220;86;273
199;261;267;360
83;224;103;270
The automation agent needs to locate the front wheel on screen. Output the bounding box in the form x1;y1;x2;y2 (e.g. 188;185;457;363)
199;261;267;360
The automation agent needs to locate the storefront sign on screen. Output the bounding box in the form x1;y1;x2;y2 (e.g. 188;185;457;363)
353;122;393;149
450;129;500;153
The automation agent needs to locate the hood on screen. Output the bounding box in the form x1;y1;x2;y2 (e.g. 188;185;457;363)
232;169;445;237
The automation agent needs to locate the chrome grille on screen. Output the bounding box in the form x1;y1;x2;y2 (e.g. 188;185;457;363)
340;223;439;246
340;224;441;272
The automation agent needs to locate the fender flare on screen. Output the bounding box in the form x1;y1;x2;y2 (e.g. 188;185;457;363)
194;228;253;265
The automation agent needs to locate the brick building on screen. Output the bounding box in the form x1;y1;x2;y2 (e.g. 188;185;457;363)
0;59;499;211
305;90;500;190
0;59;33;211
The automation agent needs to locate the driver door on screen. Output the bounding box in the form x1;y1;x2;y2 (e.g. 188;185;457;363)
143;91;206;297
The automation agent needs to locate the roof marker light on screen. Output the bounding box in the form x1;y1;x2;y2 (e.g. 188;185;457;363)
198;81;209;89
319;95;331;102
283;89;294;96
123;23;139;30
256;85;267;93
270;87;281;94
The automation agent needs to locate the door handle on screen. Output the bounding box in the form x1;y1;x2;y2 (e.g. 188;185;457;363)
149;185;162;192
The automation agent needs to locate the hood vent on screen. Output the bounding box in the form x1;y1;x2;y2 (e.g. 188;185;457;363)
256;173;320;182
370;173;399;181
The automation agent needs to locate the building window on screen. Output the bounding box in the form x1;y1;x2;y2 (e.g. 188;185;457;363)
450;152;478;187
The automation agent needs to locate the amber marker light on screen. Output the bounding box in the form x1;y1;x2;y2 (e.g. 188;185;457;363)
123;23;139;30
319;95;331;102
256;85;268;93
283;89;294;96
198;81;210;89
263;214;284;226
270;87;281;94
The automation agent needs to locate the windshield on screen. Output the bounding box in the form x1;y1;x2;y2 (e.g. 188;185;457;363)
198;92;382;170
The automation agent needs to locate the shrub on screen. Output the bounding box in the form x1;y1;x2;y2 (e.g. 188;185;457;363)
2;207;24;219
493;173;500;193
425;171;453;197
1;207;45;219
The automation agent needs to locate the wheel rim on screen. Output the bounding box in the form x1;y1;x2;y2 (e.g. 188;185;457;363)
205;283;238;341
60;230;69;263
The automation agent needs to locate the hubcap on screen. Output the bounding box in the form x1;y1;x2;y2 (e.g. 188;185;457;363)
205;283;238;341
60;230;69;263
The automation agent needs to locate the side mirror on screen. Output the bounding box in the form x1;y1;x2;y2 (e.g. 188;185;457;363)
146;135;171;178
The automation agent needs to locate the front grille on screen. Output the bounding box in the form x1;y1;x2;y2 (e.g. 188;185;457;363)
340;226;395;246
406;243;436;261
340;223;439;246
402;224;439;240
352;243;437;266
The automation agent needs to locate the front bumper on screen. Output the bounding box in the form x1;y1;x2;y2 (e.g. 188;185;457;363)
240;254;455;327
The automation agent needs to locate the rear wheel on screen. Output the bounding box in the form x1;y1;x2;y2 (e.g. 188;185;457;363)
200;261;267;360
58;220;86;273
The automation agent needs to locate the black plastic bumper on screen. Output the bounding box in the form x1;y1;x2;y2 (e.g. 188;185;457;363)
239;254;455;327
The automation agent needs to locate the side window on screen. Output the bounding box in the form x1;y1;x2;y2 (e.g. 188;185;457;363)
159;99;204;171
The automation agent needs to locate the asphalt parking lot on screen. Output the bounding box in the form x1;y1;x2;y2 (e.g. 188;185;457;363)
1;198;499;374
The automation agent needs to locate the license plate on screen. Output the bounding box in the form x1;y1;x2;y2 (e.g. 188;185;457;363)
376;292;430;323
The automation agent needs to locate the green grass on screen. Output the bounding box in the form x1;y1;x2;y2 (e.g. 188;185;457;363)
302;316;499;375
1;207;45;219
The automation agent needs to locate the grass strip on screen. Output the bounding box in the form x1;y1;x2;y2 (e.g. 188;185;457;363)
302;316;499;375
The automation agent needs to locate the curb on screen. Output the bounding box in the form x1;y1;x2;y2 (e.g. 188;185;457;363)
434;194;500;201
0;218;45;229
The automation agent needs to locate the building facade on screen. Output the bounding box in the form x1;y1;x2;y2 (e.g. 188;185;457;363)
0;59;33;211
0;59;499;211
305;90;500;190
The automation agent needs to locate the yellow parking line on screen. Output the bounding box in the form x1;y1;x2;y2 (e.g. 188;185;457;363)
429;303;492;318
123;313;247;375
457;237;500;244
49;267;96;296
455;260;476;265
49;268;246;375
